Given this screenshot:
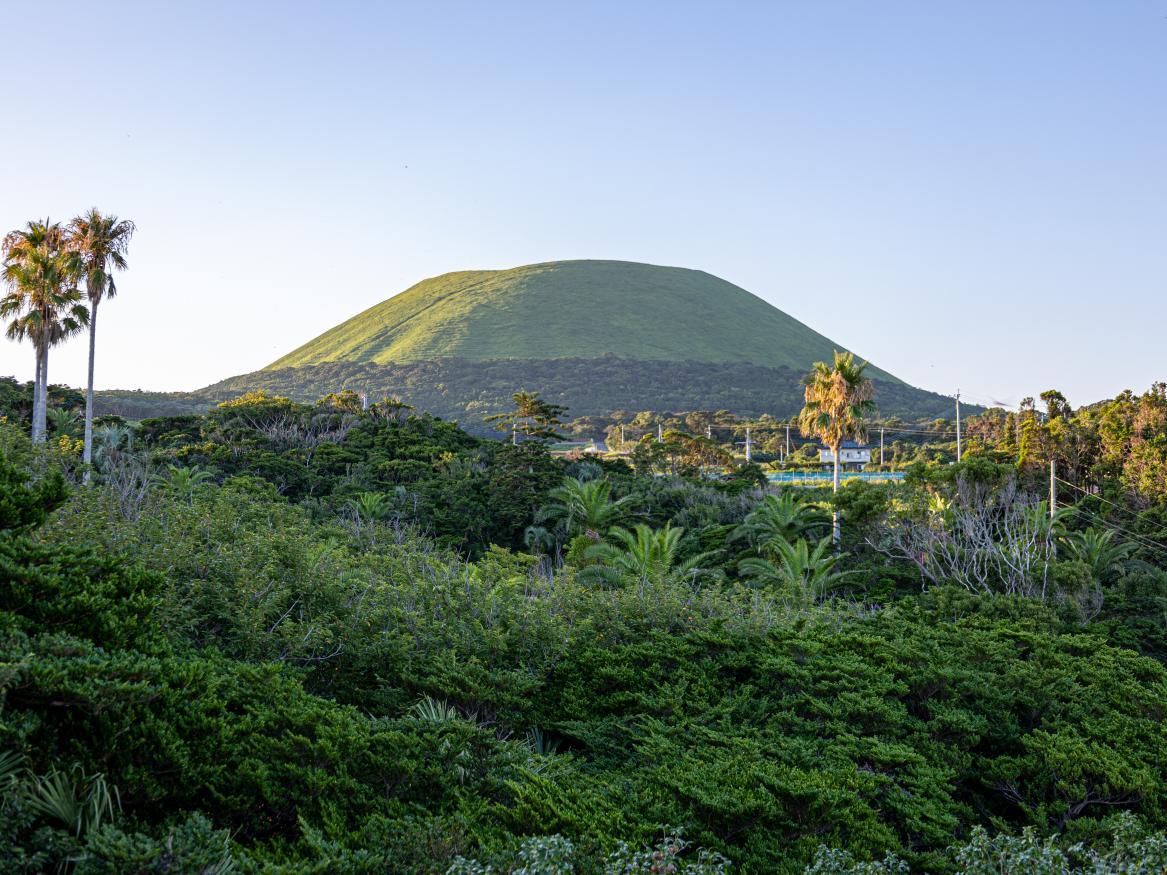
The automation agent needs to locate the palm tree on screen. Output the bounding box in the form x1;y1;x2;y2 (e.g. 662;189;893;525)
1;220;86;443
523;524;556;556
92;423;134;472
798;350;876;542
484;390;567;444
536;476;636;541
738;536;851;606
68;209;135;480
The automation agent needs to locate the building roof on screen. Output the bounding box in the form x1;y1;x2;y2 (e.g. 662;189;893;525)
821;440;870;450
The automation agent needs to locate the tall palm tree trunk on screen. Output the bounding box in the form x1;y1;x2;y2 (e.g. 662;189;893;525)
34;340;49;443
82;300;98;481
31;345;43;442
831;441;841;543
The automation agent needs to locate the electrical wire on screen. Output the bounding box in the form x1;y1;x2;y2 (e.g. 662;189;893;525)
701;423;960;438
1054;476;1167;541
1055;502;1167;555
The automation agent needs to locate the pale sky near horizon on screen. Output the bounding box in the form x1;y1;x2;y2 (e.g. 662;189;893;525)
0;1;1163;409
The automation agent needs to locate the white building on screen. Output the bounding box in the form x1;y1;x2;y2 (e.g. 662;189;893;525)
819;440;872;471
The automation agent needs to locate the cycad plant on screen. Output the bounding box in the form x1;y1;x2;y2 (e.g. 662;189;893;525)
0;749;21;788
537;476;635;541
45;407;81;438
730;493;829;554
155;464;214;501
1062;525;1135;584
346;491;393;523
582;523;717;586
738;536;852;605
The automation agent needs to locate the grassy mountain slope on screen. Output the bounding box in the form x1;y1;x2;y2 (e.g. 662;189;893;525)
268;259;902;382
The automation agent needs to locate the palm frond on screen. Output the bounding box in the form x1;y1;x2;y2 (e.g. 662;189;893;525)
410;696;461;723
0;749;24;787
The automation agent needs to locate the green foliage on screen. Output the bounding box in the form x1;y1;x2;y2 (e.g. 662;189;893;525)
1062;526;1136;584
830;480;893;541
0;446;67;530
804;847;909;874
448;834;576;875
537;477;636;541
120;398;561;556
730;492;829;553
79;812;237;874
153;462;214;499
6;402;1167;873
605;829;732;874
447;828;732;875
540;600;1167;871
738;536;851;604
807;813;1167;873
25;765;120;840
582;523;718;587
0;441;161;651
486;391;568;443
1090;567;1167;662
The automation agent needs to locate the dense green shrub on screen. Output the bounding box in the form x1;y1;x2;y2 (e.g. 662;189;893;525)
6;402;1167;873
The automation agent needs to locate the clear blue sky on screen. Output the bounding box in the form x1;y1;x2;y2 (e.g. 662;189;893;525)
1;1;1163;409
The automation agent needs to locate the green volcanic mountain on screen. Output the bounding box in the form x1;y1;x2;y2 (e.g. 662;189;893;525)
268;260;900;380
99;261;964;425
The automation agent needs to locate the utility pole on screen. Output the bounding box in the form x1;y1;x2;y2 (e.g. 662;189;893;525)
657;422;663;443
620;424;625;447
880;427;885;466
745;426;752;463
512;421;518;446
785;422;791;459
1050;459;1057;520
955;390;962;462
706;424;712;440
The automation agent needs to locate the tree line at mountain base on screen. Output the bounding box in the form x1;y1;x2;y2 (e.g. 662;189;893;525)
91;356;967;428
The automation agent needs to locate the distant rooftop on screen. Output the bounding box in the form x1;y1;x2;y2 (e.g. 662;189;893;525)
825;439;870;449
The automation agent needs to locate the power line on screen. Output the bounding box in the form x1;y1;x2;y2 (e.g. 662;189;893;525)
1056;476;1141;518
718;423;959;438
1054;476;1167;541
879;427;960;437
1056;502;1167;555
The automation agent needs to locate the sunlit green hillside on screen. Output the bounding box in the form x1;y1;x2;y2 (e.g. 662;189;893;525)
267;259;902;381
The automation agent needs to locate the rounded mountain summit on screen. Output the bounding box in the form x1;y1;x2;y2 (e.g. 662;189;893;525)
268;259;899;381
